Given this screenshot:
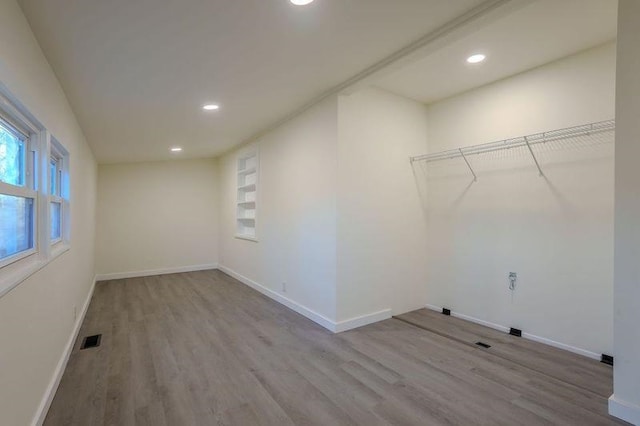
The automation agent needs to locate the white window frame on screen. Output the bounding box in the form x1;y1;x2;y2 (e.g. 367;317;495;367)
0;89;71;298
0;111;39;269
49;139;68;246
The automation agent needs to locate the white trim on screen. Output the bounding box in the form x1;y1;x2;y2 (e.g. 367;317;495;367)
95;263;219;281
0;244;69;298
235;148;259;241
609;395;640;425
0;111;30;138
425;304;601;360
0;256;44;298
0;89;43;134
217;264;336;332
235;234;258;242
0;247;37;270
0;181;36;198
334;309;392;333
425;304;510;333
218;265;392;333
50;243;70;261
31;275;97;426
521;332;600;360
38;131;51;261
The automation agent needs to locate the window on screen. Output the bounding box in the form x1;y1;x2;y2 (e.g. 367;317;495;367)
0;118;36;266
49;141;67;244
0;89;72;296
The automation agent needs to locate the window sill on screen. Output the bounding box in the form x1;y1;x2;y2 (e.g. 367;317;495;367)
235;234;258;242
51;242;70;260
0;243;70;298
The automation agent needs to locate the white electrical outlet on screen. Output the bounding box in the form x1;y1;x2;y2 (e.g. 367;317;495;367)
282;282;287;292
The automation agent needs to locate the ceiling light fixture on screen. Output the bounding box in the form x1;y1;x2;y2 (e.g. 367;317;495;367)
203;104;220;111
170;147;183;152
290;0;314;5
466;53;486;64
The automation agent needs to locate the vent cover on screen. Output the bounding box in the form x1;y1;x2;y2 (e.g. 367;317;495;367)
80;334;102;350
509;328;522;337
475;342;491;349
442;308;451;316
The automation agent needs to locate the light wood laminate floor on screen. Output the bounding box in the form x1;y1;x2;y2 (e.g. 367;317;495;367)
45;270;625;425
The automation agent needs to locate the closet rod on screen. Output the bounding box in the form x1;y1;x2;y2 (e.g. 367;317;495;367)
410;119;615;165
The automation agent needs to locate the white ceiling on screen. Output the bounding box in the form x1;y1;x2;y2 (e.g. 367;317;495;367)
375;0;618;104
18;0;490;163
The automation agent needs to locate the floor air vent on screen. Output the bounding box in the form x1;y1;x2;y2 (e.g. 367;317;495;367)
509;328;522;337
80;334;102;350
475;342;491;349
442;308;451;316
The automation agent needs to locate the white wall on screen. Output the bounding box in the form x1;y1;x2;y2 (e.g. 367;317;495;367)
610;1;640;423
420;42;616;356
96;158;219;278
0;1;97;425
218;97;338;324
218;89;429;329
337;88;429;321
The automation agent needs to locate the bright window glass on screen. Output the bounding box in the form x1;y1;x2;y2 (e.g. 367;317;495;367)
50;201;61;240
50;159;57;195
0;123;25;186
0;194;34;260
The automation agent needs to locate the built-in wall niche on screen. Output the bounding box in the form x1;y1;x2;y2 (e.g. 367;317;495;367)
236;149;258;241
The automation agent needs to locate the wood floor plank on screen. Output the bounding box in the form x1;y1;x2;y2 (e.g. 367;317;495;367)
44;270;626;426
395;308;614;397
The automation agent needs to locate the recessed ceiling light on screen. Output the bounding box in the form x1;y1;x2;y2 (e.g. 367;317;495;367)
170;147;183;152
290;0;314;5
203;104;220;111
466;54;486;64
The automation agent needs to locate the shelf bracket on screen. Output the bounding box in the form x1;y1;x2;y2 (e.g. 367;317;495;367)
459;148;477;182
524;136;544;177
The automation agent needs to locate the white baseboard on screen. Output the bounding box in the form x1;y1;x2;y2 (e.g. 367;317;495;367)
95;263;218;281
334;309;392;333
31;275;97;426
426;304;510;333
217;265;392;334
217;265;336;332
521;331;600;360
424;304;601;360
609;395;640;425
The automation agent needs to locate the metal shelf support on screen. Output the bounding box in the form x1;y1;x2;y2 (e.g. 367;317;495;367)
523;136;544;177
459;148;477;181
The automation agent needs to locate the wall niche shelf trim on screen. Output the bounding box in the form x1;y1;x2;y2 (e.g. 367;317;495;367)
238;183;257;191
235;148;259;241
238;166;257;176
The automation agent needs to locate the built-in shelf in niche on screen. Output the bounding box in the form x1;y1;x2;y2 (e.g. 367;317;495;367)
238;166;257;176
238;183;256;192
236;149;258;241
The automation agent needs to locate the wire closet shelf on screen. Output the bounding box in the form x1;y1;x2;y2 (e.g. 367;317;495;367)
409;119;615;181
